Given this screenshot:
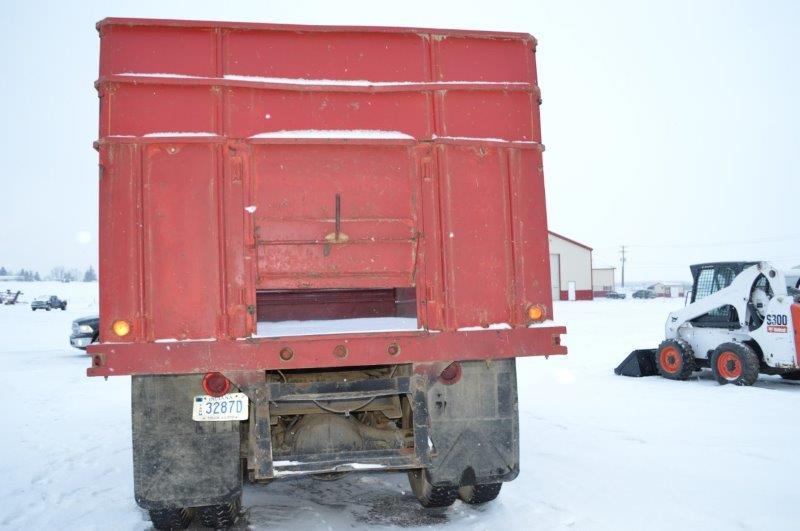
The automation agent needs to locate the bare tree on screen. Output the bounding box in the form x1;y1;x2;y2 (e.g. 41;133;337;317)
50;266;67;282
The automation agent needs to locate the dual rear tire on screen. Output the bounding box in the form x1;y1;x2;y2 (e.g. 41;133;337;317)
148;498;240;530
407;469;502;508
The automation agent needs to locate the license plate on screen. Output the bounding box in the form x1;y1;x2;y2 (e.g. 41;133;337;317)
192;393;249;421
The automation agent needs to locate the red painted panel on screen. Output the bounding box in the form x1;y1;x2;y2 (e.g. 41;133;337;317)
222;144;249;339
92;19;562;376
99;24;217;77
143;143;221;339
438;145;513;327
251;143;417;289
224;30;427;82
256;243;414;289
512;149;552;318
440;90;535;141
98;143;141;342
225;88;431;139
106;84;218;137
436;36;533;83
87;325;567;376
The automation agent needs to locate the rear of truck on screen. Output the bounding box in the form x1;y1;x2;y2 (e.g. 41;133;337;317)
89;18;566;528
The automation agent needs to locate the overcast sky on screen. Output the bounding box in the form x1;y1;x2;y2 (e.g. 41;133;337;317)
0;0;797;282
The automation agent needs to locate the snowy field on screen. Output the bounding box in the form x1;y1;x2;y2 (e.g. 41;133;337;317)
0;282;797;530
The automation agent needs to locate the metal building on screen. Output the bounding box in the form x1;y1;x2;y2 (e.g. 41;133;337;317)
592;267;616;297
548;231;593;301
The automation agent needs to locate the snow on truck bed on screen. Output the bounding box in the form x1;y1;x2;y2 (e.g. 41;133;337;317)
256;317;421;337
1;282;798;530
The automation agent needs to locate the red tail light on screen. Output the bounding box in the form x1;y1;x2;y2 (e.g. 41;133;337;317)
439;362;462;385
202;372;231;397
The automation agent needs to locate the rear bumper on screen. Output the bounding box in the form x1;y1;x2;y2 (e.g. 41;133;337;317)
87;326;566;376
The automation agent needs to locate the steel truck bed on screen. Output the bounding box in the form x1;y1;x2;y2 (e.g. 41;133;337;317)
89;18;566;526
88;17;565;375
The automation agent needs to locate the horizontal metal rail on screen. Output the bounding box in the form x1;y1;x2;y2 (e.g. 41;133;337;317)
87;326;566;376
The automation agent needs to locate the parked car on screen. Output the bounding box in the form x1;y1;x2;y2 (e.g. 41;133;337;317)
606;291;626;299
632;289;657;299
31;295;67;311
70;315;99;350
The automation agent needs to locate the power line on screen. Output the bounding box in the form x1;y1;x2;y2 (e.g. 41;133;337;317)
595;234;800;251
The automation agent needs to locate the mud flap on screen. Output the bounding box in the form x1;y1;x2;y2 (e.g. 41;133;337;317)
423;359;519;488
614;349;658;377
132;375;242;510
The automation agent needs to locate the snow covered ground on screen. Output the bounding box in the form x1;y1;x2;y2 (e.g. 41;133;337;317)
0;282;797;530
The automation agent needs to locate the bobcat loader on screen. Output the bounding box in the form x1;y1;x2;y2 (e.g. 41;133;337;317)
616;262;800;385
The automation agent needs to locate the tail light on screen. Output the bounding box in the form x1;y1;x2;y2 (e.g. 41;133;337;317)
202;372;231;397
439;362;462;385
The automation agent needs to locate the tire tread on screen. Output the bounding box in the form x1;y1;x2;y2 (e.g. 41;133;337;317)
458;482;502;504
196;499;240;528
711;342;759;386
655;338;695;380
148;507;192;530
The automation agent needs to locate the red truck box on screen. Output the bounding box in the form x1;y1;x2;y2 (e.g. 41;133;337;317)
89;17;565;528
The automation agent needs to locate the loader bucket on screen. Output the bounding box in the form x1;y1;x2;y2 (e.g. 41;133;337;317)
614;349;658;377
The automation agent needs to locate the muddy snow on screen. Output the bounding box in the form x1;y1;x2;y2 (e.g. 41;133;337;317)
0;282;797;530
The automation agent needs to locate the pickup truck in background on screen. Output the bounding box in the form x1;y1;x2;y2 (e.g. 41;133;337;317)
88;18;566;529
70;315;100;350
31;295;67;311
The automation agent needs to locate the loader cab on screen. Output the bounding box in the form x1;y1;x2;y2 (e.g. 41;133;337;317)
689;262;758;327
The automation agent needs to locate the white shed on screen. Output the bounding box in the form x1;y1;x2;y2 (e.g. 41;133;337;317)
592;267;616;297
548;231;593;301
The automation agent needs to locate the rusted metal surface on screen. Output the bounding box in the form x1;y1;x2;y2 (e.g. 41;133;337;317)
91;18;563;376
88;326;565;377
256;288;402;321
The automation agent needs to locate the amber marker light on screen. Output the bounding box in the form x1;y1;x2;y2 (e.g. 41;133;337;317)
112;319;131;337
527;305;545;323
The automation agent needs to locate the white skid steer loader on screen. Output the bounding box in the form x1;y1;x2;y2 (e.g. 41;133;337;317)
616;261;800;385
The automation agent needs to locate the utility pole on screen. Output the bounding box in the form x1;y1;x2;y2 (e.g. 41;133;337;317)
620;245;626;287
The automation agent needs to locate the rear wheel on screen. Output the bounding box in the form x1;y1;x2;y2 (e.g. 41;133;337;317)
196;497;240;528
655;339;695;380
710;343;759;386
779;371;800;381
458;482;502;504
148;507;193;530
408;469;458;508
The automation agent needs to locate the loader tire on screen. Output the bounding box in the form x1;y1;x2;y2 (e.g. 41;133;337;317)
408;469;458;508
655;339;694;381
196;498;240;528
779;371;800;381
148;507;193;530
458;482;502;504
711;343;759;386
